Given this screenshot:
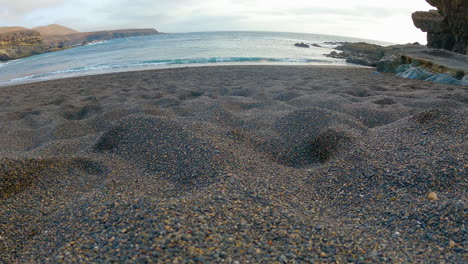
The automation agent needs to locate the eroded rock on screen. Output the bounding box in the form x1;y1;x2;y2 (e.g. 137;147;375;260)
412;0;467;54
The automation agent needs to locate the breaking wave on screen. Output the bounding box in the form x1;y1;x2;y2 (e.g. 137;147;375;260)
1;56;339;86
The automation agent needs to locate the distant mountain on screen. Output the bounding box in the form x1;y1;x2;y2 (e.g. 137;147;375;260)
0;24;159;61
0;27;29;34
32;24;80;36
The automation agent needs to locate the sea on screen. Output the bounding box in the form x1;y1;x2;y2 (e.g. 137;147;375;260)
0;31;393;86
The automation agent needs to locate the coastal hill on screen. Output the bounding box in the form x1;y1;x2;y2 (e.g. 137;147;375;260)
0;24;159;61
32;24;80;36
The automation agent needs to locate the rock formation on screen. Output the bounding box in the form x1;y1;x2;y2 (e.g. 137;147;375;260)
0;25;160;61
325;42;468;86
412;0;467;54
324;42;386;66
377;44;468;86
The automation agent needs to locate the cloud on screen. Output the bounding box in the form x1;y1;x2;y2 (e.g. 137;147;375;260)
0;0;64;15
0;0;434;43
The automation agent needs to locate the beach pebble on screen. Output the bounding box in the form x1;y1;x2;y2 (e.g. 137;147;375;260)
278;255;288;263
427;192;439;201
449;240;456;248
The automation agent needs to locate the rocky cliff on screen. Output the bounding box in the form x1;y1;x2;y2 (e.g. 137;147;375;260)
0;30;49;61
412;0;467;54
0;26;159;61
44;28;159;48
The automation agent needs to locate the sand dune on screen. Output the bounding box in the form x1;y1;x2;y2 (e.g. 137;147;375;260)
0;66;466;263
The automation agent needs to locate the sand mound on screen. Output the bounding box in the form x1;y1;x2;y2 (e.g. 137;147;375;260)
0;158;106;200
94;115;225;187
259;108;365;167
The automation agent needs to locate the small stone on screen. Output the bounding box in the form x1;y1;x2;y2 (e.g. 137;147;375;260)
278;255;288;262
193;257;204;262
449;240;456;248
315;224;324;231
320;252;327;257
428;192;439;201
454;247;463;253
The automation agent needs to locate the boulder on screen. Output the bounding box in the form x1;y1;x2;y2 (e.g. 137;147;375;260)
377;55;401;73
412;0;467;54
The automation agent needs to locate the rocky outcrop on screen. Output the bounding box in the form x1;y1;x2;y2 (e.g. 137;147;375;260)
412;0;467;54
325;42;386;66
326;42;468;86
294;42;310;48
0;26;160;61
377;44;468;86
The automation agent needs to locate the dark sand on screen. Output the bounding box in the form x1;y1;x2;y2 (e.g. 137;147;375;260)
0;66;466;263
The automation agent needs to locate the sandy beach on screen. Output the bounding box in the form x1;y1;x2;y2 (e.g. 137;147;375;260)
0;65;466;263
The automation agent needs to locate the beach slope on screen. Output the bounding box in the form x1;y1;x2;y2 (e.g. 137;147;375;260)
0;66;466;263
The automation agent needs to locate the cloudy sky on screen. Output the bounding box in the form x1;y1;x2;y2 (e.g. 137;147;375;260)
0;0;433;43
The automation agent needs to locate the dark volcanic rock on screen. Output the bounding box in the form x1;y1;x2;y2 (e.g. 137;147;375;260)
325;42;385;66
412;0;467;54
294;42;310;48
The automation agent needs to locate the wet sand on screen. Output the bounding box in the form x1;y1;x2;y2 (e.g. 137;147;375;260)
0;66;466;263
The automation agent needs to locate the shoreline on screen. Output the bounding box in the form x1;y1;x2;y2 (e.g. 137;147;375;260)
0;63;369;88
1;65;466;262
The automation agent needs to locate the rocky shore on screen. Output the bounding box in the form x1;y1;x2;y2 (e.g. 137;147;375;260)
326;0;467;86
325;42;468;86
0;25;159;61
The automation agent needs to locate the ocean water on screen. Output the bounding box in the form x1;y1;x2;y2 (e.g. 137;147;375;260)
0;31;392;86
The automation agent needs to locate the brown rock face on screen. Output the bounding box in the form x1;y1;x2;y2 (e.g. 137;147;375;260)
412;0;467;54
0;30;49;61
